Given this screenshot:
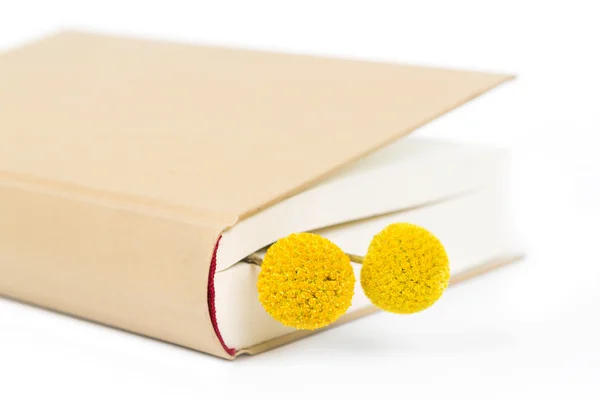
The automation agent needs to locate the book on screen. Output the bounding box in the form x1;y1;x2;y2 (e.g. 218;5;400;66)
0;30;516;359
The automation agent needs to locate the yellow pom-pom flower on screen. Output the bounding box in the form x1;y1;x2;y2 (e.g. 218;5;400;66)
257;233;355;330
360;223;450;314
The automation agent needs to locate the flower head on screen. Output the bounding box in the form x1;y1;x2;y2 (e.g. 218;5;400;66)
257;233;355;330
361;223;449;314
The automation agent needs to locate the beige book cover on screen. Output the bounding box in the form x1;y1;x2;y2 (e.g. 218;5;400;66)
0;31;513;359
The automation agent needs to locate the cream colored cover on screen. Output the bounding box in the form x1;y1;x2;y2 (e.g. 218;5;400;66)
0;31;513;359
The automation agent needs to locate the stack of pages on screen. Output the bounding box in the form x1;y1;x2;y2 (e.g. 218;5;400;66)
216;137;522;353
0;31;521;360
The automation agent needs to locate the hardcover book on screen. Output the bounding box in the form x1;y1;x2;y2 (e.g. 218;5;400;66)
0;31;519;359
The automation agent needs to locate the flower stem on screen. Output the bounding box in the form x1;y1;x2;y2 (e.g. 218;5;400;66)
242;252;364;266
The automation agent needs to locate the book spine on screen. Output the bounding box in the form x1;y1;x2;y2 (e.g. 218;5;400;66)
0;181;231;359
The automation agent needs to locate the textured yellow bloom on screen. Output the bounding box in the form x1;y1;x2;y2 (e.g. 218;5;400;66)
257;233;355;330
361;223;449;314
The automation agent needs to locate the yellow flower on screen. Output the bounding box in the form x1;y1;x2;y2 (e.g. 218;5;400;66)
361;223;449;314
257;233;355;330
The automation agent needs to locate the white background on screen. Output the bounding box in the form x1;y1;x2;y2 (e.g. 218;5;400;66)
1;1;599;399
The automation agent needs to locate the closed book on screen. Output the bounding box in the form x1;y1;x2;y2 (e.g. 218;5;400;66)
0;31;517;359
